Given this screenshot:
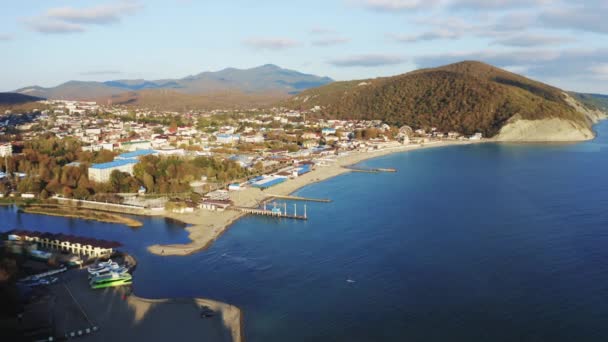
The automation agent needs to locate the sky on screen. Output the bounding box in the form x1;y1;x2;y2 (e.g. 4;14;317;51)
1;0;607;93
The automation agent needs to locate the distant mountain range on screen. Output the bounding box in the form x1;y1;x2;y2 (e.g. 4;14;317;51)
15;64;333;101
287;61;607;141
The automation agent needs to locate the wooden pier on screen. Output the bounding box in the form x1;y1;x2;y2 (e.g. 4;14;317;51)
345;167;397;173
231;202;308;220
266;194;331;203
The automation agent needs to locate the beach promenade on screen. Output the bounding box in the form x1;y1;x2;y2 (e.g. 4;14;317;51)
147;140;474;256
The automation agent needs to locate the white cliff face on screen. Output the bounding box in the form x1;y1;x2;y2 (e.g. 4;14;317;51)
494;93;607;142
494;116;595;142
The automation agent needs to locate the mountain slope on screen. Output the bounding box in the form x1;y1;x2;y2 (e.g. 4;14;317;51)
288;61;605;141
0;92;44;105
0;92;45;112
15;65;333;101
98;89;289;111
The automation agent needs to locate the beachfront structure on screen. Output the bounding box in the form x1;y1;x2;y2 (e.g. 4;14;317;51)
469;132;483;140
0;143;12;157
6;230;121;257
120;140;152;151
88;159;138;183
200;199;232;211
251;175;288;189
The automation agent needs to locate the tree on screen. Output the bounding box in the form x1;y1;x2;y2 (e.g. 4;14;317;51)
143;172;155;193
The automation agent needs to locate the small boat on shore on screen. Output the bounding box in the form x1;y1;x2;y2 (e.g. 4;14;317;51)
87;260;118;274
89;271;132;289
88;265;128;279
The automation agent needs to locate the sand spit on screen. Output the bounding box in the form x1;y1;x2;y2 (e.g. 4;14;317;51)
22;205;143;228
148;140;474;256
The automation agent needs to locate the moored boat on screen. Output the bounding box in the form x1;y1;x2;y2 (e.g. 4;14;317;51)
89;272;132;289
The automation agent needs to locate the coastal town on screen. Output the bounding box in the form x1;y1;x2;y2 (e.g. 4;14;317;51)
0;99;483;206
0;99;483;340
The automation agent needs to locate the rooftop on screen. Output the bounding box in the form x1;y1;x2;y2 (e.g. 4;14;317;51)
90;158;138;170
117;149;157;159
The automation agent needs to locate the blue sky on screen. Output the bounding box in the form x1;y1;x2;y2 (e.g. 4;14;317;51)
1;0;607;93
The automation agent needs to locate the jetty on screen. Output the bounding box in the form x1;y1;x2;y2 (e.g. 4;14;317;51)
345;167;397;173
265;194;331;203
231;202;308;220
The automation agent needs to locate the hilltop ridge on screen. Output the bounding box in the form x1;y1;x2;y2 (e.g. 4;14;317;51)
14;65;333;103
287;61;606;141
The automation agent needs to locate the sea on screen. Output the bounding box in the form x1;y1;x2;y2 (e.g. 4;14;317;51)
4;121;608;341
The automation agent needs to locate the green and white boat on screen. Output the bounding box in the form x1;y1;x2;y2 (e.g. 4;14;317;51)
89;271;132;289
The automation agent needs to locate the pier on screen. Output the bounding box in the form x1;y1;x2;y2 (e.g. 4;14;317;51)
345;167;397;173
231;202;308;220
265;194;331;203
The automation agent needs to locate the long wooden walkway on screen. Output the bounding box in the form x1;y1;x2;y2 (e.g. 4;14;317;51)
230;206;307;220
344;167;397;173
265;194;331;203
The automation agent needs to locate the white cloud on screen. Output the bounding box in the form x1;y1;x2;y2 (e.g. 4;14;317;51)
491;34;576;47
328;54;405;67
589;64;608;80
312;37;350;46
26;1;143;34
388;30;462;42
539;4;608;34
28;21;86;34
244;38;299;50
0;34;12;41
45;2;142;24
361;0;440;11
448;0;549;10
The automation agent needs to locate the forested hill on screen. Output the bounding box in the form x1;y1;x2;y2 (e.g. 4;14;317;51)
287;61;600;137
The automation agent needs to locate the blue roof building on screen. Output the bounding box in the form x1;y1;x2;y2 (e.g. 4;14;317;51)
88;159;138;183
116;149;157;160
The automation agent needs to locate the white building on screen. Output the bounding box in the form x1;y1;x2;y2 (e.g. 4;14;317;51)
469;132;483;140
88;159;138;183
0;143;12;157
120;140;152;151
216;134;240;145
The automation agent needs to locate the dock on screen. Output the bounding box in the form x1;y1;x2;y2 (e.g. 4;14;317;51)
345;167;397;173
231;203;308;220
265;194;331;203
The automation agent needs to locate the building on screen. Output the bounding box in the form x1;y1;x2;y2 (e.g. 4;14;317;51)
0;143;12;157
88;159;138;183
200;199;232;211
469;132;483;140
216;133;240;145
7;230;120;257
120;140;152;151
116;149;157;160
322;128;336;136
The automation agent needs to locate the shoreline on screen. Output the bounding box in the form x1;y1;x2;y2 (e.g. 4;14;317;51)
21;205;143;228
147;140;478;256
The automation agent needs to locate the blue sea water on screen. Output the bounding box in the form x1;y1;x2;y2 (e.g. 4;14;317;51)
4;121;608;341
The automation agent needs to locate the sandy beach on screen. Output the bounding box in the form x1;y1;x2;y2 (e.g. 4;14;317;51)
148;140;476;256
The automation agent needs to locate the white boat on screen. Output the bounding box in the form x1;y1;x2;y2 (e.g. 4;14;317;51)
87;260;117;274
88;265;128;279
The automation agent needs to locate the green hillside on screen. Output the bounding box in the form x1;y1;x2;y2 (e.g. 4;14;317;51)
288;61;590;137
